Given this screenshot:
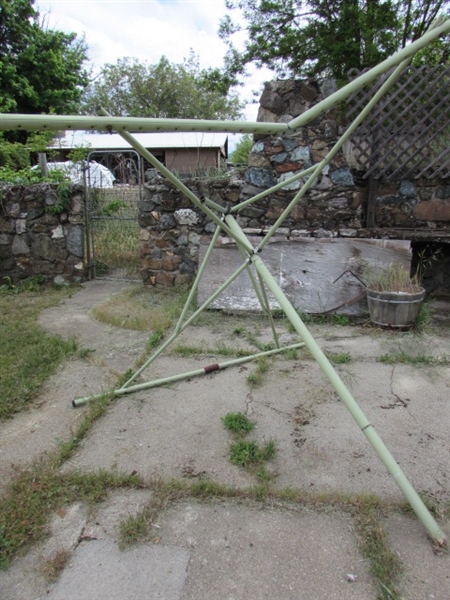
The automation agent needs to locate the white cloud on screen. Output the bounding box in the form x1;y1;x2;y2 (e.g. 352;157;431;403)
36;0;274;121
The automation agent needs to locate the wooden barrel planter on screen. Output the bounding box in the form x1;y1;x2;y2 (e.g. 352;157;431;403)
366;288;426;329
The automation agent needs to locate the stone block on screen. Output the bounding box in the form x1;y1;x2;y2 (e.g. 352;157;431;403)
155;271;175;286
244;168;277;188
251;141;265;153
174;208;199;226
143;257;162;270
12;235;30;256
330;168;354;186
278;172;303;190
248;154;271;168
162;255;182;271
414;200;450;221
259;87;286;114
274;162;304;173
65;226;84;258
435;185;450;199
16;219;27;234
399;180;417;197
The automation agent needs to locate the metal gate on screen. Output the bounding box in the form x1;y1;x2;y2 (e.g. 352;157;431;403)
85;150;142;279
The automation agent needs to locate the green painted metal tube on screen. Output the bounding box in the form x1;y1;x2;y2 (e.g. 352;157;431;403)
72;342;305;407
96;108;254;255
174;224;223;330
121;225;223;389
0;113;287;134
223;214;445;544
118;257;251;388
231;164;318;212
257;55;415;252
1;20;448;138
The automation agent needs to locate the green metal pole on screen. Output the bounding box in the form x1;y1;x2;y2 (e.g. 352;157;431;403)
223;214;446;545
0;20;448;139
72;342;305;407
117;258;251;388
287;16;450;131
0;113;288;134
120;223;223;389
96;108;251;251
257;53;416;252
232;165;318;213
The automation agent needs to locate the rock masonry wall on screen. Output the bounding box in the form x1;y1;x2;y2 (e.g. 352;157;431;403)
139;78;450;288
0;184;85;284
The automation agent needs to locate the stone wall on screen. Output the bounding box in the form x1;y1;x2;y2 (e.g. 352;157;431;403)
138;175;242;286
0;184;85;284
139;78;450;291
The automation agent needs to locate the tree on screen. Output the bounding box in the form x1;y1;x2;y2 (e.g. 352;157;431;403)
219;0;450;83
81;52;244;120
0;0;89;117
231;134;253;164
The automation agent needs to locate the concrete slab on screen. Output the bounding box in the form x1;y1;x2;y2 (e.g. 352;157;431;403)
46;539;190;600
2;280;450;600
385;514;450;600
159;502;377;599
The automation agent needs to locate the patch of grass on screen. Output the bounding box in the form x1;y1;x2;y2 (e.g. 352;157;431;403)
0;288;80;419
377;351;449;365
414;301;433;331
355;507;403;600
222;412;256;434
147;329;164;352
119;513;149;547
326;351;352;364
247;356;269;387
93;219;141;275
229;439;276;468
0;464;143;568
229;440;261;467
91;285;190;333
172;343;254;358
40;548;71;583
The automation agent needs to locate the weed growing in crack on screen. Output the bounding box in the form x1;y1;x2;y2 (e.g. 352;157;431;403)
326;351;352;364
354;507;403;600
222;412;255;434
40;548;71;583
229;439;276;468
247;356;269;387
377;352;449;365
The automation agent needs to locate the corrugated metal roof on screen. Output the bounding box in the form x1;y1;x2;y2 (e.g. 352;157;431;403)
52;131;228;150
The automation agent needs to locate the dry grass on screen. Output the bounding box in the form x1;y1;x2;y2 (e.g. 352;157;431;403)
40;548;71;583
93;220;141;275
90;286;190;332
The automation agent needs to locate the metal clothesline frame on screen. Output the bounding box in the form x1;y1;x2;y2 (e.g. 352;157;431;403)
2;18;449;546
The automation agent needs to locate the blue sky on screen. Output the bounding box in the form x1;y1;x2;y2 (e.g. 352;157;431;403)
36;0;273;121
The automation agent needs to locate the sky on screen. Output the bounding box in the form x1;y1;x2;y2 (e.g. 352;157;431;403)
36;0;274;122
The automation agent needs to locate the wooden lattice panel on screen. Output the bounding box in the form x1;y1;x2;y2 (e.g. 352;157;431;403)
346;65;450;179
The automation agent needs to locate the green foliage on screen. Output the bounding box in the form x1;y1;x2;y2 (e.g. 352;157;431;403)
0;0;89;140
231;134;253;165
326;351;352;364
0;288;81;419
220;0;450;84
229;439;276;467
0;135;30;170
222;412;256;434
80;51;244;120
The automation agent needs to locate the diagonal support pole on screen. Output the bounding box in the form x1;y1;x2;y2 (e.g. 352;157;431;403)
223;214;446;545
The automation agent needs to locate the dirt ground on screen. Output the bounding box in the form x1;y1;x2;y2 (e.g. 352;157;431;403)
1;279;449;599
